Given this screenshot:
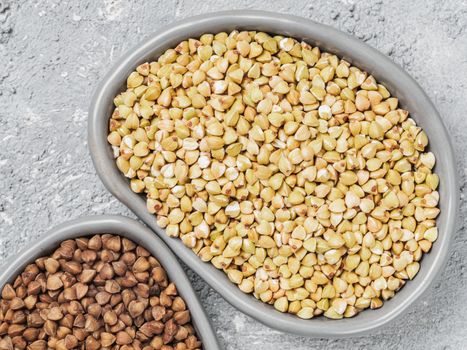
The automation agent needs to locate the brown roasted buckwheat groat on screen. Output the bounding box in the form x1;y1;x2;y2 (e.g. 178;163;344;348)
0;235;201;350
108;30;440;319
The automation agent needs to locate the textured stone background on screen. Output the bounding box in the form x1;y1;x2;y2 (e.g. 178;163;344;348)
0;0;466;349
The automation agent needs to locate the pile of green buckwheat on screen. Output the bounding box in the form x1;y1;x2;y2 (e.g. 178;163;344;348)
107;31;440;319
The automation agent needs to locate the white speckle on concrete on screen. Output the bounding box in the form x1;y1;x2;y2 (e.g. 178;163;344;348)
1;1;467;349
175;0;184;18
1;135;14;143
232;314;246;332
0;213;13;225
71;108;88;124
91;198;119;212
102;0;125;21
23;107;42;125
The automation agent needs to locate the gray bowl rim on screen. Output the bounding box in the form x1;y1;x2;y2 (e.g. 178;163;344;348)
0;215;221;350
88;10;459;337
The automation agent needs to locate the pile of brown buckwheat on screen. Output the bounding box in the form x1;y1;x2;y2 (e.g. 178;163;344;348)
0;235;201;349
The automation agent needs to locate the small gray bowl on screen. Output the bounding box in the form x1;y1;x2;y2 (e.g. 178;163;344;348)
0;215;221;350
88;10;459;337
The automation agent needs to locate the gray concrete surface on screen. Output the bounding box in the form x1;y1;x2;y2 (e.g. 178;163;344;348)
0;0;466;349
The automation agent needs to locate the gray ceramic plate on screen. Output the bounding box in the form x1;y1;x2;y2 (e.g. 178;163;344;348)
88;10;459;337
0;215;221;350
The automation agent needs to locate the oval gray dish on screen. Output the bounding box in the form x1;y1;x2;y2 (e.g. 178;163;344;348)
88;10;459;337
0;215;221;350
